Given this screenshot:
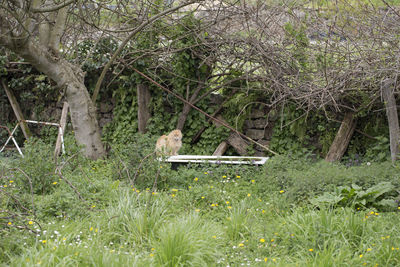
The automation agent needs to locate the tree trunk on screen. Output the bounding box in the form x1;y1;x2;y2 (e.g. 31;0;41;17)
2;80;32;139
137;84;151;133
176;83;204;130
325;112;356;162
382;79;400;163
12;42;105;159
177;103;192;130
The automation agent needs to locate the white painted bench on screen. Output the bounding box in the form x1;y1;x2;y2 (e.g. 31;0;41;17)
159;155;269;165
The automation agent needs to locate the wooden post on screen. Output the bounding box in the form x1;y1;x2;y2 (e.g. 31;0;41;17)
382;79;400;163
213;141;229;156
54;102;69;158
325;112;357;162
1;80;31;139
137;84;151;133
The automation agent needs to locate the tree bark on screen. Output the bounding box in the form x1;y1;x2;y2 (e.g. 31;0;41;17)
382;79;400;163
1;80;32;139
137;83;151;133
325;112;357;162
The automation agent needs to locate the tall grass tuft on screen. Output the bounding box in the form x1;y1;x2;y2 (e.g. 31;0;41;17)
104;190;167;246
152;214;223;266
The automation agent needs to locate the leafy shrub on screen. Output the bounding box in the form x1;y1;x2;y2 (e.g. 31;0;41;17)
311;182;399;211
263;156;400;205
14;138;56;195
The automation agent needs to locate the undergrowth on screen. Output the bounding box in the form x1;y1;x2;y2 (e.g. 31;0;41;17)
1;139;400;266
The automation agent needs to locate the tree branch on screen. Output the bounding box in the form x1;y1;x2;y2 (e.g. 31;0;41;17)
31;0;76;13
91;0;200;104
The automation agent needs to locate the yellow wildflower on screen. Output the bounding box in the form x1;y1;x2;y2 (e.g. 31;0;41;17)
259;238;265;243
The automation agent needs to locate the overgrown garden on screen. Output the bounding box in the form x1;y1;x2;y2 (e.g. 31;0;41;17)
1;0;400;266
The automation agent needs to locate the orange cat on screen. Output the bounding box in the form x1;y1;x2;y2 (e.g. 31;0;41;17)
155;129;182;156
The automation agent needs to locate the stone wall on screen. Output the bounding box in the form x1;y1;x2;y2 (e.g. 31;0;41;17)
243;107;278;156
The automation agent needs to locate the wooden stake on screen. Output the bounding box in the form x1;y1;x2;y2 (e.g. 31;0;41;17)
382;79;400;163
325;112;356;162
54;102;69;158
1;80;31;139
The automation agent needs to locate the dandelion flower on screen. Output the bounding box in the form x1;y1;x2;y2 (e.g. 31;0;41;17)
212;235;217;239
259;238;265;243
262;210;266;214
7;222;12;225
9;180;14;183
204;172;208;175
52;182;57;185
92;205;96;208
251;180;255;183
90;227;93;231
271;239;274;242
279;190;284;193
359;254;363;258
236;175;240;178
171;194;176;198
194;177;199;181
42;240;47;244
222;175;227;178
226;201;230;204
309;248;313;252
238;243;244;247
247;193;251;197
264;258;268;262
151;248;155;251
28;221;34;225
227;206;232;209
367;248;372;252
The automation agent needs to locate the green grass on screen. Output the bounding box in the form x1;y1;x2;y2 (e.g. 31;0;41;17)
1;146;400;266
